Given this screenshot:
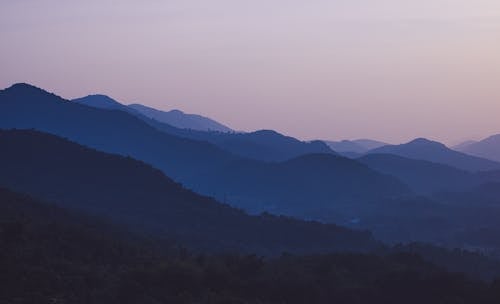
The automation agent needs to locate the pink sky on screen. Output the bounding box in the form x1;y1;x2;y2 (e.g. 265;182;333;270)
1;0;500;144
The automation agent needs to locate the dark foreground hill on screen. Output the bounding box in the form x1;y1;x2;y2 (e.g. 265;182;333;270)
0;129;380;254
2;187;500;304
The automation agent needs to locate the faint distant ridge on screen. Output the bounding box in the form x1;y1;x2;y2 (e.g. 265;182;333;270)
129;103;233;132
324;139;387;158
354;139;388;150
452;140;478;151
325;139;387;153
454;134;500;163
368;137;500;172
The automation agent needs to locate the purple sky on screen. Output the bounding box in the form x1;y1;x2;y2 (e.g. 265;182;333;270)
1;1;500;144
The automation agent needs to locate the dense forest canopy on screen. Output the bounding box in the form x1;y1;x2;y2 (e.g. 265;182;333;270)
2;187;500;304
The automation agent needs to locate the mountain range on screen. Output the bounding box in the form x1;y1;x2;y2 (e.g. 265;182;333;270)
73;94;233;132
73;93;336;162
0;129;379;254
4;128;500;268
4;83;500;255
0;83;408;220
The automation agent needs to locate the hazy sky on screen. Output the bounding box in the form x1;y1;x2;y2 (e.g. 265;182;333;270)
1;0;500;144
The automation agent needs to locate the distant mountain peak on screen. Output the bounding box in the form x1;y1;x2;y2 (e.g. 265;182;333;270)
77;94;117;102
7;82;40;90
168;109;185;115
409;137;430;143
72;94;124;109
1;83;65;103
252;129;281;137
85;94;114;99
406;138;446;148
4;83;51;95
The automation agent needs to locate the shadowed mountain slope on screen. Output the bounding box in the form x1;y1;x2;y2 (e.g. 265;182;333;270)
358;154;482;194
195;153;410;217
0;129;381;254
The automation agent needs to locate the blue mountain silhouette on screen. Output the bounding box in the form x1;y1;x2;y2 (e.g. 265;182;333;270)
0;83;410;220
368;138;500;172
128;103;233;132
455;134;500;163
74;94;336;162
